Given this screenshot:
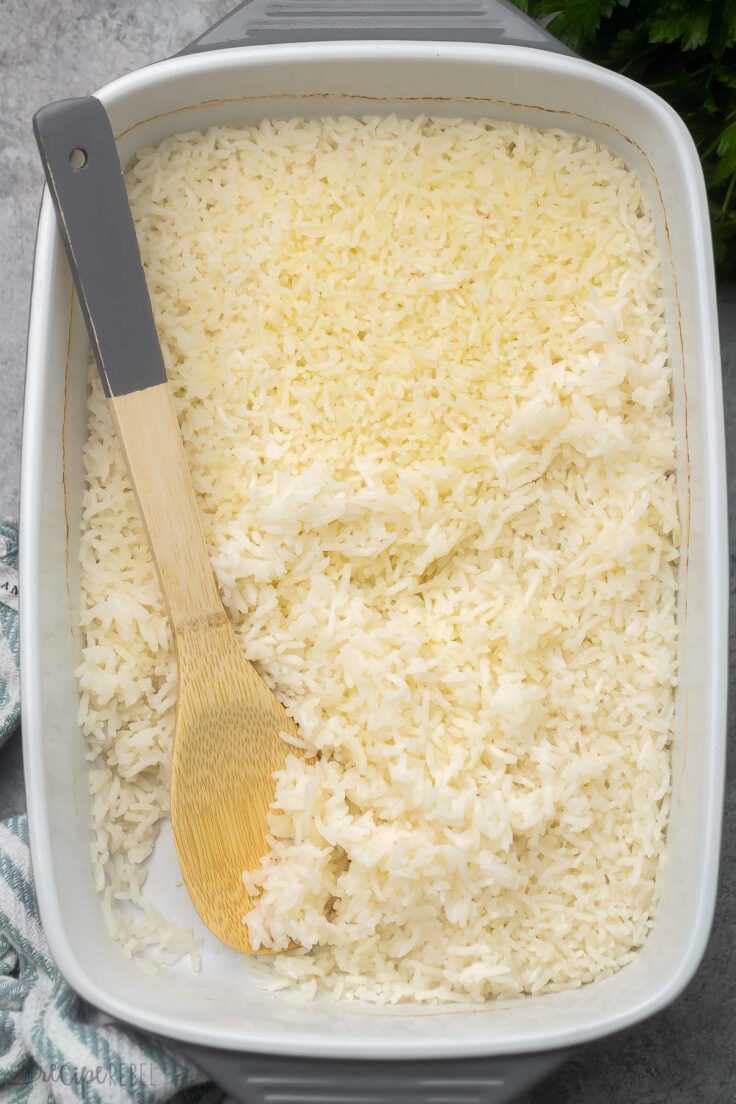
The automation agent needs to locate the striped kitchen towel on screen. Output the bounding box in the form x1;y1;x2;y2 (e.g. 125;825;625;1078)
0;521;19;751
0;816;227;1104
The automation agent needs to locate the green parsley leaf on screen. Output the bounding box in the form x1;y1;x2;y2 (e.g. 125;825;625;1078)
649;1;711;51
533;0;626;52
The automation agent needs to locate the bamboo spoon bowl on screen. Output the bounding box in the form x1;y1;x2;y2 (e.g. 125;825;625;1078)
34;95;295;954
171;608;297;953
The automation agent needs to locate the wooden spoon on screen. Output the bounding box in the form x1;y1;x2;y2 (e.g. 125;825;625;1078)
34;96;295;953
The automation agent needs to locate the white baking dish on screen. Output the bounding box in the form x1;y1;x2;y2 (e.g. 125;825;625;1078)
21;27;727;1071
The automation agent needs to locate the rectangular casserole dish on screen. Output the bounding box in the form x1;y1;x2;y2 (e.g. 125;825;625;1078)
21;6;727;1069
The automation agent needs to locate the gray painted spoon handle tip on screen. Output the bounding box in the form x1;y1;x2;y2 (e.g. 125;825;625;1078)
33;96;167;398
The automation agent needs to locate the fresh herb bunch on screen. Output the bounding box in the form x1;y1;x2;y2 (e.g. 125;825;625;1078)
513;0;736;278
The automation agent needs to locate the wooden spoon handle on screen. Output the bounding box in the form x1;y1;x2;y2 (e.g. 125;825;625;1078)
112;385;223;630
34;96;223;631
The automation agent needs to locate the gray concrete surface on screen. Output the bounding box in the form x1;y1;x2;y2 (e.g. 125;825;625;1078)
0;2;734;1101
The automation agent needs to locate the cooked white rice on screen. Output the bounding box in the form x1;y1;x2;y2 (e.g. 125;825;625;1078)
77;114;678;1003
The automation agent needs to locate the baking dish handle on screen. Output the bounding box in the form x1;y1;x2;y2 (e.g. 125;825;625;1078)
179;0;572;55
186;1044;570;1104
